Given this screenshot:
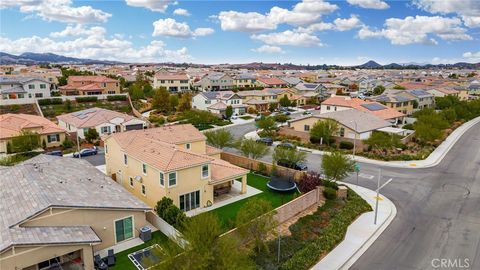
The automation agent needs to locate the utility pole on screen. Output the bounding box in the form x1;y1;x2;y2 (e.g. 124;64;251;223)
277;228;281;264
374;168;393;225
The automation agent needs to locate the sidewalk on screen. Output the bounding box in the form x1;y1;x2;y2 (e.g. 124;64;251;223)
312;183;397;270
299;116;480;169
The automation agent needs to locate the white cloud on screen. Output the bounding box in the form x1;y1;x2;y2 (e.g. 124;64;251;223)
173;8;190;16
152;18;214;38
358;16;472;45
347;0;389;10
414;0;480;28
251;30;322;47
217;0;338;32
0;33;191;63
125;0;171;12
50;24;106;38
334;15;363;31
296;22;334;33
2;0;111;24
463;51;480;61
251;45;285;54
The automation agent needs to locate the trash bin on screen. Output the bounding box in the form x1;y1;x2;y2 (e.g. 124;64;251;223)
139;226;151;242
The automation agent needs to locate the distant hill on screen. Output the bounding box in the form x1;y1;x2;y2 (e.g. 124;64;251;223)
357;60;382;69
0;52;122;65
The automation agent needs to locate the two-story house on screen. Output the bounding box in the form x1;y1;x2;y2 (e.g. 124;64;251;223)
234;73;257;88
58;75;120;96
192;91;247;116
255;77;288;88
0;77;51;105
367;93;415;116
153;72;190;92
193;73;235;91
104;124;249;212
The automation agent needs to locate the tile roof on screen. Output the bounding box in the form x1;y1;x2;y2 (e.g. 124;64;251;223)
0;113;65;140
0;155;150;252
257;77;288;86
56;107;141;129
155;73;188;80
68;75;118;83
322;96;404;120
209;158;249;184
77;82;103;91
205;145;223;156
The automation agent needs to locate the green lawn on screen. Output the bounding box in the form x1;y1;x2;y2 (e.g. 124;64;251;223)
209;173;299;231
109;231;169;270
239;115;253;120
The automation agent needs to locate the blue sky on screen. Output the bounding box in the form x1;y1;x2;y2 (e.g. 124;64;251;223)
0;0;479;65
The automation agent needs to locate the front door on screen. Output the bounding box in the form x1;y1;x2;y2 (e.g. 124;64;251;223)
115;125;121;133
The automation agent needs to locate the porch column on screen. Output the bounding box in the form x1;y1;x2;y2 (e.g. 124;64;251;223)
241;175;247;194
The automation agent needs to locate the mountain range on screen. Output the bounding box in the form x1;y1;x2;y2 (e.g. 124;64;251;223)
1;52;479;69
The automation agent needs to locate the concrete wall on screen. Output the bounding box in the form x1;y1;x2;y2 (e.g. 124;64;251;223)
275;186;325;224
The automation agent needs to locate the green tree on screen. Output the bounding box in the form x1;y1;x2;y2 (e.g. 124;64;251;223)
268;102;278;112
373;85;386;95
143;84;154;97
414;122;443;143
238;138;269;160
309;119;339;145
84;128;99;143
152;87;171;113
64;99;72;112
236;198;277;253
10;131;40;153
177;92;192;112
321;151;355;182
129;84;145;100
155;213;255;270
225;105;233;119
393;85;406;90
279;95;291;107
273;147;307;167
255;117;277;136
364;131;403;150
204;129;234;149
169;94;179;112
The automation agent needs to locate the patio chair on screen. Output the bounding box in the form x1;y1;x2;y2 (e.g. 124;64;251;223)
107;249;116;266
94;254;108;270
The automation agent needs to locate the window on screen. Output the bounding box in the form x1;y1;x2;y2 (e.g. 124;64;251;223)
40;84;46;89
124;154;128;165
202;164;209;178
102;83;107;87
108;91;115;94
160;80;165;83
114;216;133;242
168;172;177;187
105;144;108;154
47;134;60;143
159;172;164;186
326;106;331;110
141;185;146;196
35;93;43;98
28;84;35;89
304;125;310;131
129;177;134;187
101;126;111;134
340;127;345;137
186;143;191;150
142;163;147;174
17;93;24;98
179;190;200;211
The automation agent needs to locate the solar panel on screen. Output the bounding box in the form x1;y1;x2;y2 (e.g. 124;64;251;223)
304;84;318;89
361;103;385;111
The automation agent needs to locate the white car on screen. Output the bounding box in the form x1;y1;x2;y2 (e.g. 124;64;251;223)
231;115;238;120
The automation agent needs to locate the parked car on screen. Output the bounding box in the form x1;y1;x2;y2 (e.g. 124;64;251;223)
256;137;273;146
279;107;289;112
277;160;308;171
231;115;238;120
45;150;63;156
255;115;264;121
276;142;296;149
303;111;312;115
315;106;321;110
73;146;98;158
283;111;291;116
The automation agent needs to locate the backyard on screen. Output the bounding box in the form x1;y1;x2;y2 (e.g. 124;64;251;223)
208;173;299;232
41;100;132;119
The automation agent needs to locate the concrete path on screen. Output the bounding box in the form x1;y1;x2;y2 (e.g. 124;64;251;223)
312;183;397;270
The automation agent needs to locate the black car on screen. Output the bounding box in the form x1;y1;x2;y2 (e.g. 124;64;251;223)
73;147;98;158
276;142;296;149
45;150;63;156
256;137;273;146
277;160;308;171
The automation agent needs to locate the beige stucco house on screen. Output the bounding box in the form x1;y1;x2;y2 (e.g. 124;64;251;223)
0;113;66;153
104;124;248;212
0;155;151;270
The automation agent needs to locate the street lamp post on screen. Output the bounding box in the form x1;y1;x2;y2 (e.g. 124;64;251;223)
374;169;393;225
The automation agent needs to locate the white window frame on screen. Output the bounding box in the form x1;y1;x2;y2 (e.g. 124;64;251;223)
142;163;147;175
201;164;209;179
159;172;165;187
186;143;191;150
113;215;135;244
168;171;177;187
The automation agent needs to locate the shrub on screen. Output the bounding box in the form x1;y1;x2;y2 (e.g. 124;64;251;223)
273;114;290;123
76;96;98;103
298;171;322;193
339;141;354;150
257;163;268;176
51;98;63;104
322;180;339;190
166;115;177;122
155;197;186;229
323;187;337;200
149;114;165;126
403;123;414;130
62;137;74;149
107;95;127;101
247;107;257;114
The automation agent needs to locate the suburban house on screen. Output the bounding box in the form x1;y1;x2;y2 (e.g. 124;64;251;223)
367;93;415;115
320;96;406;124
279;77;303;87
0;155;151;270
58;75;120;96
153;72;190;92
104;124;249;212
0;77;51;105
255;77;288;88
468;80;480;95
286;109;392;145
234;73;257;88
193;72;235;91
236;89;287;112
192;91;247;116
399;89;435;110
427;88;460;98
452;87;470;101
0;113;66;153
57;108;146;139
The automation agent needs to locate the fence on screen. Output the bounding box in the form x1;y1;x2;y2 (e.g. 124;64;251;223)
220;152;306;181
146;211;186;247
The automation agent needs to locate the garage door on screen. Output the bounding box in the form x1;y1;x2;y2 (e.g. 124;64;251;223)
125;124;144;130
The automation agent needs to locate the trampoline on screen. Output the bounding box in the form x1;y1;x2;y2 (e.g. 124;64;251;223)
128;244;161;270
267;176;297;192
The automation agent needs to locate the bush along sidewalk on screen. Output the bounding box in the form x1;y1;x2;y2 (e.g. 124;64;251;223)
253;188;372;270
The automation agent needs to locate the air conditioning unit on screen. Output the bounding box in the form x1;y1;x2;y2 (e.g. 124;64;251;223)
134;175;143;183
